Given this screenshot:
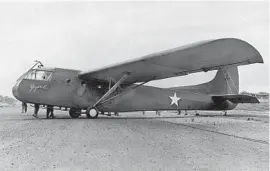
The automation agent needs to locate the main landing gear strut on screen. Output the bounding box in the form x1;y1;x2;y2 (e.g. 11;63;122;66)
86;72;130;119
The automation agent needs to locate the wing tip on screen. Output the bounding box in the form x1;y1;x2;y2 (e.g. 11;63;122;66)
218;38;264;64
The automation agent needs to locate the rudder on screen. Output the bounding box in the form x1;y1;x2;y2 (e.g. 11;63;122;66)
209;66;239;95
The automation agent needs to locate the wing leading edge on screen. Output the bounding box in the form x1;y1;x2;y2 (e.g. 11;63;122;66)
78;38;263;84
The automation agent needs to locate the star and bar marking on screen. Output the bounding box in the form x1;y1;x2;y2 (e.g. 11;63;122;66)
169;92;181;106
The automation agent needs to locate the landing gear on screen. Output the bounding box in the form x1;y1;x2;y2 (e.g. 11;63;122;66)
86;107;99;119
223;110;227;116
69;108;81;118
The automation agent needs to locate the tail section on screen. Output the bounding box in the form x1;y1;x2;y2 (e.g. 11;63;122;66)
170;66;259;110
170;66;239;95
208;66;239;95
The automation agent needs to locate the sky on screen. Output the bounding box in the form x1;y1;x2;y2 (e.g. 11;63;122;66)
0;1;269;97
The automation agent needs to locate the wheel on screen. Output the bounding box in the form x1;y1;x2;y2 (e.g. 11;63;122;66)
69;108;81;118
86;107;99;119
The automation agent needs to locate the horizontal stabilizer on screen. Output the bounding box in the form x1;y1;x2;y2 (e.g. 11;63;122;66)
212;94;260;104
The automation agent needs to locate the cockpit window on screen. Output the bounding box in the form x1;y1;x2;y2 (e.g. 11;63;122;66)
24;69;53;81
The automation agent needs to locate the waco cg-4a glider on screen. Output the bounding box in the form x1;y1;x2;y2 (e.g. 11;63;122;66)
12;38;263;119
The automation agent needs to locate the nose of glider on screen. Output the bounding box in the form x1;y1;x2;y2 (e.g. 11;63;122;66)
12;85;19;100
12;80;21;101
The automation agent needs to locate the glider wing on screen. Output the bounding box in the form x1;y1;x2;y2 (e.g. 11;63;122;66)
78;38;263;84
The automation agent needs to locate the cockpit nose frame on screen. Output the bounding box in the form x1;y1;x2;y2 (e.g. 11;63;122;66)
12;60;45;101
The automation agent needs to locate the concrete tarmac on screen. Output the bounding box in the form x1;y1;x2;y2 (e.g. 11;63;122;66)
0;107;268;171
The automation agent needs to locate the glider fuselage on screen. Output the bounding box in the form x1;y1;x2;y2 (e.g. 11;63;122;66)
12;67;235;113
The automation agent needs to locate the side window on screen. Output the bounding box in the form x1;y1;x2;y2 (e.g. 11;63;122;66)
24;70;53;81
25;70;36;79
35;70;45;80
36;71;53;81
45;72;52;81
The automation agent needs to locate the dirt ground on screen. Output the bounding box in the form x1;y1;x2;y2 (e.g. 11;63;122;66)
0;107;268;171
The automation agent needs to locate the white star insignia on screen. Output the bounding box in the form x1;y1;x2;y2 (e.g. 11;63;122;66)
169;92;181;106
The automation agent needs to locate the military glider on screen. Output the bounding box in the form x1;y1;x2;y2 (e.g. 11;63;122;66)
12;38;263;118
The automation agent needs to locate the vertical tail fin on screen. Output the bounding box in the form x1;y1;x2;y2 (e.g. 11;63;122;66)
209;66;239;95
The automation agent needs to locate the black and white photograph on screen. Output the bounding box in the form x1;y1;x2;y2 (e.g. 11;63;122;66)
0;1;269;171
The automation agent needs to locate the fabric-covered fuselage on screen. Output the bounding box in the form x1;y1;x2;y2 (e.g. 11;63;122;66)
12;67;237;112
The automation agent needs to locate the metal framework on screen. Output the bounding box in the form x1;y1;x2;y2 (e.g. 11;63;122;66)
93;72;130;107
97;77;156;106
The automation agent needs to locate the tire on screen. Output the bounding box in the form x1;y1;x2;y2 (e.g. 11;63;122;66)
69;108;81;118
86;107;99;119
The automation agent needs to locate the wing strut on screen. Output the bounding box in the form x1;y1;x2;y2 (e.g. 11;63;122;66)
98;77;156;105
93;72;130;107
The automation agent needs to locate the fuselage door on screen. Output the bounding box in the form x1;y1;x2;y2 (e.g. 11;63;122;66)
77;82;86;97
